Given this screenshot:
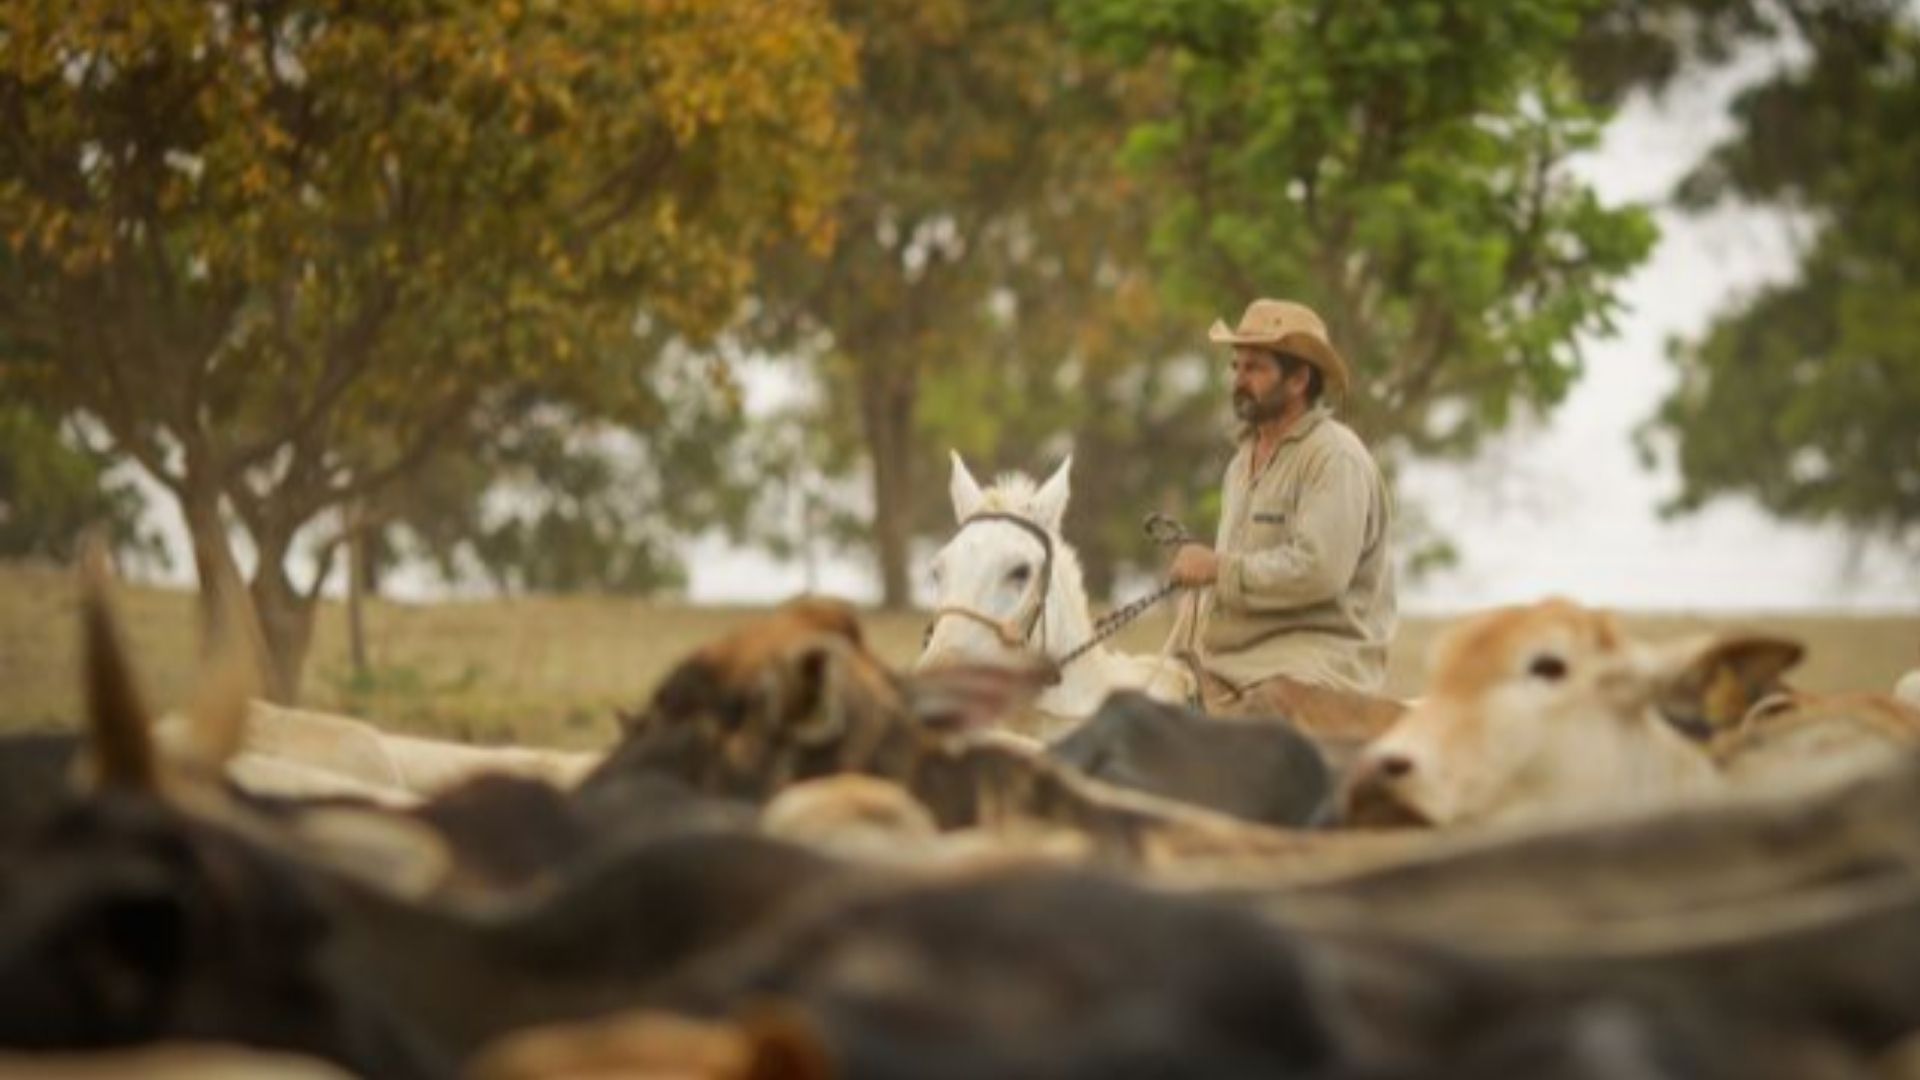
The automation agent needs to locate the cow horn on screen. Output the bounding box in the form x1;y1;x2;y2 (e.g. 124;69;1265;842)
79;538;160;792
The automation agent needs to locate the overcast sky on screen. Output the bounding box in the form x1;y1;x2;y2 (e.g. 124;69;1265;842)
683;52;1920;615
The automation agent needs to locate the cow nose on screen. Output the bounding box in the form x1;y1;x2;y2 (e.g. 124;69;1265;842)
1375;752;1414;779
1339;751;1430;828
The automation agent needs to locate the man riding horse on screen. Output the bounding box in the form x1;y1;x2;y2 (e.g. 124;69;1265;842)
1164;298;1399;723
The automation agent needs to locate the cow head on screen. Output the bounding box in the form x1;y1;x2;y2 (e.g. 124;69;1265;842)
607;598;911;799
0;555;436;1073
600;598;1049;807
1341;600;1799;829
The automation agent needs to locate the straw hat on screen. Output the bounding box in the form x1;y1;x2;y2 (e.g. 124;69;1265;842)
1208;299;1350;399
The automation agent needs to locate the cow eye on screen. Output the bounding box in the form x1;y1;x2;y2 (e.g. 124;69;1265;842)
1008;563;1032;586
1528;654;1569;681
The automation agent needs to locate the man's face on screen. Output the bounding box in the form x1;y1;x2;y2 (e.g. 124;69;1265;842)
1230;347;1291;422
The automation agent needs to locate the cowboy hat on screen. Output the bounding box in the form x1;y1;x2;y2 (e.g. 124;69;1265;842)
1208;299;1350;399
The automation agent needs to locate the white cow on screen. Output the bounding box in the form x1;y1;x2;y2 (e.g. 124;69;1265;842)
154;700;596;803
1342;598;1920;829
1895;655;1920;710
240;701;598;796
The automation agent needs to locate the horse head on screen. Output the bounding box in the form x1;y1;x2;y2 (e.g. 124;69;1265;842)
918;452;1082;678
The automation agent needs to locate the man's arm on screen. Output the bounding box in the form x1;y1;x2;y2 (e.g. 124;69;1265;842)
1214;452;1372;612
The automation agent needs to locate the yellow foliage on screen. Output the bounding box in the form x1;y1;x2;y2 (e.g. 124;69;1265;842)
1;0;858;456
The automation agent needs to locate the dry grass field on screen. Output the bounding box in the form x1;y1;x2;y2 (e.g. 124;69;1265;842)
3;558;1915;747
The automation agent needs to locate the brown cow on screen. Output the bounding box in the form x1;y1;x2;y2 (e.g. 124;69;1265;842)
586;597;1413;884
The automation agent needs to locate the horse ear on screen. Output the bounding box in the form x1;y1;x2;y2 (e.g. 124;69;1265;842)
949;450;984;522
1033;454;1071;532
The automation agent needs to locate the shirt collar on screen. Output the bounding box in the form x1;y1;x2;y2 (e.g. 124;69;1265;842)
1234;403;1332;449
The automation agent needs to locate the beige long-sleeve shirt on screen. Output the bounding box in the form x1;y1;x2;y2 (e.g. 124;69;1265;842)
1170;406;1397;694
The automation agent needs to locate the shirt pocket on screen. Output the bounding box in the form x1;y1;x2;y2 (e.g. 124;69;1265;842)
1244;503;1291;547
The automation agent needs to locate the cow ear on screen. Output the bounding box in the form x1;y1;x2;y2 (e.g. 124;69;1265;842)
782;643;849;748
949;450;985;522
1652;635;1806;740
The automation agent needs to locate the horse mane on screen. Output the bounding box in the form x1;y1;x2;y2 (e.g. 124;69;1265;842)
979;472;1040;515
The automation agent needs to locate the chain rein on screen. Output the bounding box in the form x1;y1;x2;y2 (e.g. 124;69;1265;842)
1047;512;1198;672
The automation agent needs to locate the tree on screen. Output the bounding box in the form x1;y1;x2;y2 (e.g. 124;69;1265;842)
380;349;762;598
748;0;1181;608
0;0;853;699
1639;11;1919;551
0;403;162;563
1062;0;1658;465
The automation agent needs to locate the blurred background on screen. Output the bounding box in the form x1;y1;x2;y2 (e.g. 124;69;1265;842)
2;0;1915;736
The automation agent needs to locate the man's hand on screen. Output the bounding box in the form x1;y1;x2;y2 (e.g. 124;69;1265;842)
1167;544;1220;587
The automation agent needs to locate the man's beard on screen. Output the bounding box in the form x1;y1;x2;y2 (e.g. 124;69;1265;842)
1233;387;1288;423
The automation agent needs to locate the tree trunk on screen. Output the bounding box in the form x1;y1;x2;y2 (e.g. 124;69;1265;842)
250;559;319;705
183;486;249;652
1069;424;1118;603
346;506;371;679
860;365;919;610
180;488;317;705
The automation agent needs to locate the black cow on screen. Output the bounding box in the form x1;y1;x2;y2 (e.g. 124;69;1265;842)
0;781;862;1075
0;731;78;847
661;864;1825;1080
0;791;447;1078
1047;691;1332;828
0;552;861;1074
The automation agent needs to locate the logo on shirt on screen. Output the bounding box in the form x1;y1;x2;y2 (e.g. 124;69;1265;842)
1252;510;1287;525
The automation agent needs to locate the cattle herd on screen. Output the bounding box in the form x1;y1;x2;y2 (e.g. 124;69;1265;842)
4;563;1920;1079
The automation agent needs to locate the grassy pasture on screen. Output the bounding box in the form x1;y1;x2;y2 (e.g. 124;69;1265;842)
3;558;1914;748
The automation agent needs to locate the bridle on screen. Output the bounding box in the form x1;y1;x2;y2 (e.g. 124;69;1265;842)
923;511;1057;661
923;510;1198;686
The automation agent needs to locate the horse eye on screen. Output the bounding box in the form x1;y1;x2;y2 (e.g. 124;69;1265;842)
1008;563;1032;585
1528;654;1569;681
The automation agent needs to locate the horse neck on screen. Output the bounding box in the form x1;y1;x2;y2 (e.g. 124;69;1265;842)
1034;542;1128;718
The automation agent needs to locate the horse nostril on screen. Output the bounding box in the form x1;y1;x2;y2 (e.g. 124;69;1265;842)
1377;753;1414;779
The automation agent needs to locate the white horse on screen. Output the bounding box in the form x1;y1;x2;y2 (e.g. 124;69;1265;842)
917;451;1196;727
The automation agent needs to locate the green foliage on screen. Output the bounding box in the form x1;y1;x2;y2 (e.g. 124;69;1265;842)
367;348;761;596
1063;0;1658;461
1644;20;1920;550
745;0;1200;604
1568;0;1782;106
0;403;163;562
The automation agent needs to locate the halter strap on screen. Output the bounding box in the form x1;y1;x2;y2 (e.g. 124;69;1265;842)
922;511;1056;659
